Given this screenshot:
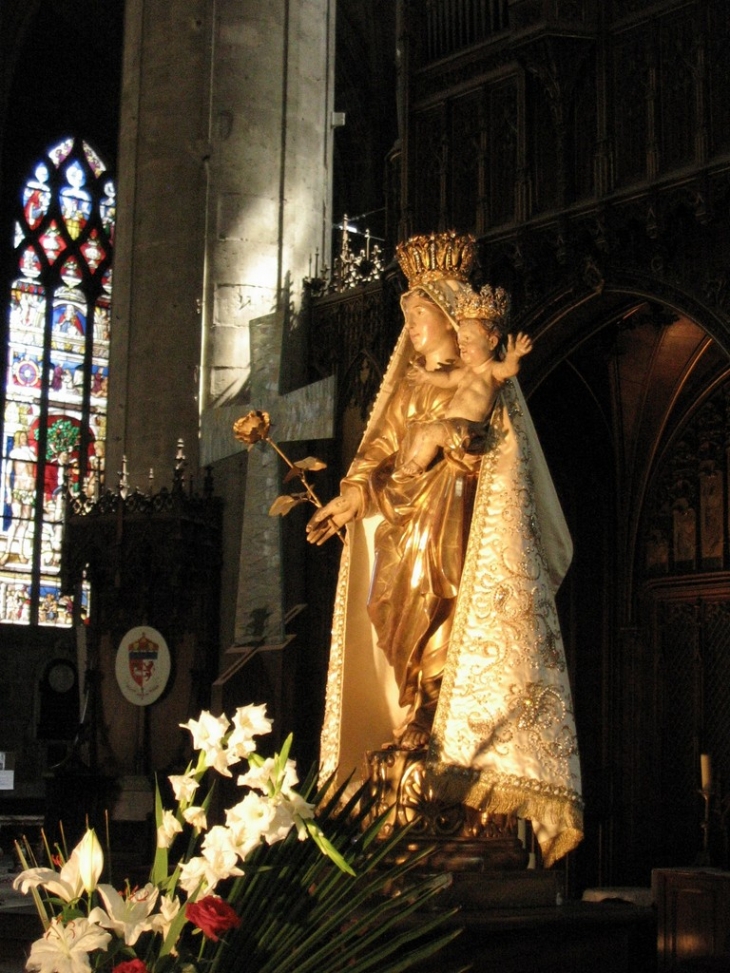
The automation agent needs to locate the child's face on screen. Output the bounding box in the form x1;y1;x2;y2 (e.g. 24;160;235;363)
456;319;498;366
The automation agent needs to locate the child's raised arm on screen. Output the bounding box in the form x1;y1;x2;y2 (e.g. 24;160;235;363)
492;332;533;382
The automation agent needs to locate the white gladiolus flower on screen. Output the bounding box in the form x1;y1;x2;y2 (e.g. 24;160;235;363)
26;916;111;973
233;702;272;737
149;893;182;940
202;743;233;776
180;710;230;754
237;756;299;794
226;704;272;760
227;790;275;832
178;855;220;896
225;791;277;858
264;802;298;845
201;825;245;880
90;882;159;946
168;770;200;804
183;805;208;831
157;809;183;848
282;791;316;829
178;852;243;896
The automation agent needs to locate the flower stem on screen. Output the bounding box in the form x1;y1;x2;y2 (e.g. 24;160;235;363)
265;438;322;509
264;437;345;543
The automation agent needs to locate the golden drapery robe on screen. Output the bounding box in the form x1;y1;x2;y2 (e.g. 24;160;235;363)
319;322;584;867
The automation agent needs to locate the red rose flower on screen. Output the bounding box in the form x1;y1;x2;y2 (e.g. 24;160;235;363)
186;896;241;942
113;961;150;973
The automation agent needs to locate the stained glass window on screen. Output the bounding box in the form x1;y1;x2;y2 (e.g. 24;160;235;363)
1;137;114;627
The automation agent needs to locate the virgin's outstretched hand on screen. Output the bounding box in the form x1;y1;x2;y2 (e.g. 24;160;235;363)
306;488;360;545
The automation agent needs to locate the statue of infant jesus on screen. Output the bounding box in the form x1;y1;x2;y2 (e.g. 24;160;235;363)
399;286;533;478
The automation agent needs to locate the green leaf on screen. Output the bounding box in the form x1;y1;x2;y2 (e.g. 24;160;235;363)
14;841;51;931
150;777;169;886
301;817;355;876
211;778;463;973
158;895;191;959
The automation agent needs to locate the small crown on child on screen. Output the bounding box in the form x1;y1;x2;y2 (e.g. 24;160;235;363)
396;231;476;287
454;285;510;331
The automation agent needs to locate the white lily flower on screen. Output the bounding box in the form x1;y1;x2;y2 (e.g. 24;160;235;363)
168;769;200;804
182;804;208;831
90;882;159;946
13;865;81;903
74;829;104;894
26;916;111;973
14;829;104;903
157;808;183;848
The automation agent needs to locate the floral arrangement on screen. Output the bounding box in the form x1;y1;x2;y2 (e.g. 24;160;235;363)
13;706;348;973
14;706;461;973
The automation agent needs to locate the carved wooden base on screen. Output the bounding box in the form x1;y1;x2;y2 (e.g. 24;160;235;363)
366;747;529;871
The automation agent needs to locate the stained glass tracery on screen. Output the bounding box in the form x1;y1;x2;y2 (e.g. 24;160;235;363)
1;137;114;626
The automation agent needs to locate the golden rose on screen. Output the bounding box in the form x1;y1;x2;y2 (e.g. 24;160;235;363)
233;410;271;447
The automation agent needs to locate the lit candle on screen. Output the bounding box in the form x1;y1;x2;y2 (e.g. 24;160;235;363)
701;753;712;791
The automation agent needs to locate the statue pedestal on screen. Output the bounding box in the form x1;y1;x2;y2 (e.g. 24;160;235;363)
366;747;528;870
365;747;561;909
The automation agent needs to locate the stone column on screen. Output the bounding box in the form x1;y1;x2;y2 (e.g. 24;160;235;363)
108;0;212;484
201;0;337;456
107;0;337;482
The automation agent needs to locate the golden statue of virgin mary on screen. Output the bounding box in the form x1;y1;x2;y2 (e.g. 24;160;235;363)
307;231;583;866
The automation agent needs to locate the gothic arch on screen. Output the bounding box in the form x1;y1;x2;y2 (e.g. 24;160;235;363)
492;250;730;881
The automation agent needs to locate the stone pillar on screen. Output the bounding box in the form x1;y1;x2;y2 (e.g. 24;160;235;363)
108;0;212;484
202;0;337;423
107;0;337;482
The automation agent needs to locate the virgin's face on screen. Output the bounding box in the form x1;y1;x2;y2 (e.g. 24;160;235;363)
402;291;454;355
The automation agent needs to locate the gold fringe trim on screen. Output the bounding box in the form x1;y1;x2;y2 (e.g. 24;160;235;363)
425;764;584;867
318;532;352;782
541;828;584;868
